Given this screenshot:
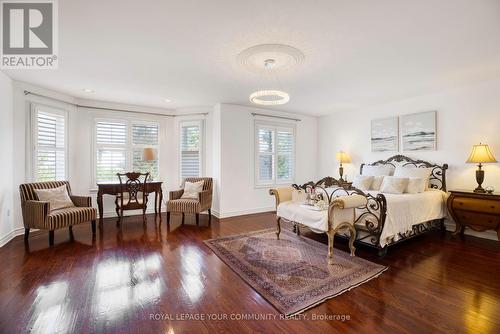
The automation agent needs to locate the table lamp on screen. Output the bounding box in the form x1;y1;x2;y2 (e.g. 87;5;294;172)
336;151;351;182
466;143;497;193
142;148;157;181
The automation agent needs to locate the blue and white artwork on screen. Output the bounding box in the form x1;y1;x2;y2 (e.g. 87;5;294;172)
401;111;436;151
371;117;399;152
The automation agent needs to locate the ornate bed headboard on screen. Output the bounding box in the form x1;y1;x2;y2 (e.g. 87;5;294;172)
360;155;448;191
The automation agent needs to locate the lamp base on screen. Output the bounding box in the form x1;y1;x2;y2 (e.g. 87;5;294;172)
473;167;485;193
473;186;486;193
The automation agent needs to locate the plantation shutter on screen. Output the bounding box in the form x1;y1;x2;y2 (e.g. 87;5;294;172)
34;109;66;181
95;121;127;183
255;122;295;186
257;126;275;183
180;123;201;179
132;123;159;179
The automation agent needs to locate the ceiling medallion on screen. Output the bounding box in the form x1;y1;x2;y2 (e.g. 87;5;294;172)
249;90;290;106
237;44;305;74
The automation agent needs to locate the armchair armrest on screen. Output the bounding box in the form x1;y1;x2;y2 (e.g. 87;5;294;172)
269;187;293;208
71;195;92;207
22;200;50;228
199;189;212;209
169;189;184;200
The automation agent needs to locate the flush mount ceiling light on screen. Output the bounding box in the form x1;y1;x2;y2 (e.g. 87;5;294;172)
163;98;172;103
237;44;305;74
249;90;290;106
82;88;95;93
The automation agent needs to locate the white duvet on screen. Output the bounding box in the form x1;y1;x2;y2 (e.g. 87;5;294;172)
276;189;447;247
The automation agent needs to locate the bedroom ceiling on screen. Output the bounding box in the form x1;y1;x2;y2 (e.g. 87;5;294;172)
3;0;500;116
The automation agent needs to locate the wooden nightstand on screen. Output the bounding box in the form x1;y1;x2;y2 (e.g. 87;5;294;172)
447;190;500;241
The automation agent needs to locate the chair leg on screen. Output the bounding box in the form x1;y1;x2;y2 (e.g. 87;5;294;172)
196;213;199;226
91;220;96;235
69;225;74;240
182;212;185;225
166;212;170;225
208;209;212;226
24;228;30;241
49;230;54;247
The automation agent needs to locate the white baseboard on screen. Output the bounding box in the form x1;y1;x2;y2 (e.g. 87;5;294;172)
100;207;162;219
0;227;25;247
216;206;275;219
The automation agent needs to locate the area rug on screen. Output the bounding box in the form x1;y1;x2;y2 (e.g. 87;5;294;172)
204;228;387;316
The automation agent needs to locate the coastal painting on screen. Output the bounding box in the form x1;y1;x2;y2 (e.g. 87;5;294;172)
401;111;436;151
371;117;399;152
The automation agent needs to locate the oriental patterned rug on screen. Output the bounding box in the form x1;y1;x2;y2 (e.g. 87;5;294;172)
204;229;387;316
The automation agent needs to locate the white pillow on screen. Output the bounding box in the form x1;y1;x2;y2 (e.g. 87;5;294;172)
352;175;374;190
362;165;394;176
393;167;432;189
34;185;74;211
181;181;204;199
405;177;426;194
379;177;409;194
370;176;385;191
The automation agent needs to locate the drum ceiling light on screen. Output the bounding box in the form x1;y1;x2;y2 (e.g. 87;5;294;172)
249;90;290;106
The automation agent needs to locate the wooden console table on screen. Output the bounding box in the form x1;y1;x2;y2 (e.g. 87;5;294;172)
96;181;163;223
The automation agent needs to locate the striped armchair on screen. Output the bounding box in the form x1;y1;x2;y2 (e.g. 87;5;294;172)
19;181;97;246
167;177;213;226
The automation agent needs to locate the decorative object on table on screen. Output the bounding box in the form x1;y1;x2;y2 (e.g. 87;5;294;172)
371;116;399;152
486;186;495;194
142;147;157;181
466;143;497;193
19;181;97;246
447;190;499;241
167;177;213;226
204;229;387;316
335;151;351;181
401;111;436;151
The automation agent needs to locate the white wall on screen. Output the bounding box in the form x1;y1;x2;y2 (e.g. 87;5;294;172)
0;72;15;246
217;104;318;218
318;79;500;238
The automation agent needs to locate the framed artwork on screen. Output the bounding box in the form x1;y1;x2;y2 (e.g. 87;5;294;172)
401;111;437;151
371;117;399;152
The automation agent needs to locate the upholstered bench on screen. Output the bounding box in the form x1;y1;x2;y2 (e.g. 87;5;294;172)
270;187;366;264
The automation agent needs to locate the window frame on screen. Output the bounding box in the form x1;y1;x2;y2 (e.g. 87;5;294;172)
179;119;204;183
30;103;69;182
254;120;296;188
92;117;160;185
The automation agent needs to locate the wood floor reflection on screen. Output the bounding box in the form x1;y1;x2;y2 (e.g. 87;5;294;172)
0;212;499;333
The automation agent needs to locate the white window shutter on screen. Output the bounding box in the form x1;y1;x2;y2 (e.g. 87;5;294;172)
35;110;66;181
180;123;201;179
95;121;127;183
132;123;159;179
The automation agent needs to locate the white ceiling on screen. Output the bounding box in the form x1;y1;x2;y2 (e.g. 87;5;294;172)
3;0;500;116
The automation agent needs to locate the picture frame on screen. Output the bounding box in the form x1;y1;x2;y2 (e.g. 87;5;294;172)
371;117;399;152
401;111;437;151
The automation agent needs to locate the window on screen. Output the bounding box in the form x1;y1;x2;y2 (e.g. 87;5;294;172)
132;123;159;179
94;120;159;184
255;122;295;186
180;120;202;180
32;105;67;181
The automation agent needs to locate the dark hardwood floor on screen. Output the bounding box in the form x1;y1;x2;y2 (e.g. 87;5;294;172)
0;212;499;334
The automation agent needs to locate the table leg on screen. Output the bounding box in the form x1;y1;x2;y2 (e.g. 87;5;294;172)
154;190;158;215
97;189;104;225
158;189;163;220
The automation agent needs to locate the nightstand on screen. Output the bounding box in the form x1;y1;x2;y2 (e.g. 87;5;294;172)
447;190;500;241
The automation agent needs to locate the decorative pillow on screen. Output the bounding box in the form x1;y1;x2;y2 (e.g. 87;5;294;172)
352;175;374;190
405;177;426;194
181;181;204;199
379;177;409;194
393;167;432;189
34;185;74;211
292;189;307;203
361;165;394;176
370;176;385;191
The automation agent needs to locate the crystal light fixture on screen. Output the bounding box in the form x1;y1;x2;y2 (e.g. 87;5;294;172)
249;90;290;106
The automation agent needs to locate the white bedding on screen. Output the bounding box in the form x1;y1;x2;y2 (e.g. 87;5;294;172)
276;188;447;247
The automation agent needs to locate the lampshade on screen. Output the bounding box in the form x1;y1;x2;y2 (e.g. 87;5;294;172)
466;144;497;164
336;151;351;163
142;148;157;161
